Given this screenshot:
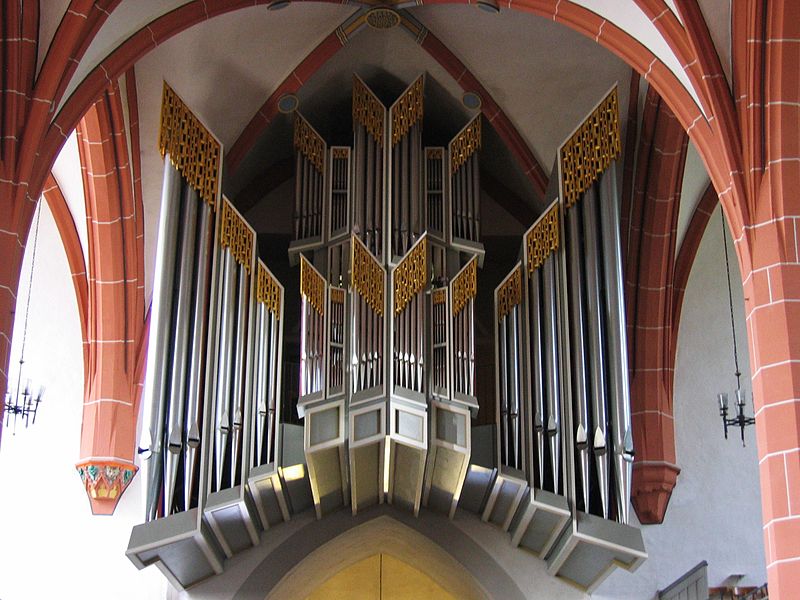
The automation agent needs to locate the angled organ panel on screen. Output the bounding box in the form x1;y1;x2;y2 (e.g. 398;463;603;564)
389;75;425;258
293;113;327;247
448;115;481;249
352;75;386;260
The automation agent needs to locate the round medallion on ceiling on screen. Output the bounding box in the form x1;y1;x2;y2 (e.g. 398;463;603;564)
462;92;482;110
278;94;299;113
366;8;401;30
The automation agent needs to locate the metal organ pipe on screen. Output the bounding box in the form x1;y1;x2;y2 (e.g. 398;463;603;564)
143;158;182;521
499;312;509;466
599;169;634;524
184;201;212;507
542;254;561;494
214;251;236;491
254;302;267;466
566;205;592;513
165;185;199;514
528;270;546;489
509;304;521;470
230;266;249;488
581;185;610;519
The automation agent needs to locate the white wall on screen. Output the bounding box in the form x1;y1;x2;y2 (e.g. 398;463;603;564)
594;209;766;598
0;200;165;600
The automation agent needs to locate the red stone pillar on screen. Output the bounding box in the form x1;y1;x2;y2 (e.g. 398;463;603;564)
733;3;800;595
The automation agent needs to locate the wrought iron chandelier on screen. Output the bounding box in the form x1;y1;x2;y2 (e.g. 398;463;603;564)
716;206;754;445
3;201;45;433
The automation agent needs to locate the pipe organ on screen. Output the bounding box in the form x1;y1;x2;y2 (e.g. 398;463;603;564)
485;87;645;593
128;79;645;593
291;74;482;520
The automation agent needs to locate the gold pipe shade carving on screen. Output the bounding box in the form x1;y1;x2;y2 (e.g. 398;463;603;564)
432;288;447;306
525;202;560;274
351;234;385;316
497;266;522;321
559;87;621;209
353;75;385;146
220;199;254;273
257;261;282;318
300;256;326;316
393;236;428;314
158;82;221;208
426;147;443;160
450;115;481;175
391;75;424;146
294;113;326;173
330;287;345;305
452;257;478;316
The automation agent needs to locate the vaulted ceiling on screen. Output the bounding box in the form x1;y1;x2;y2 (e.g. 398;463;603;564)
36;0;731;302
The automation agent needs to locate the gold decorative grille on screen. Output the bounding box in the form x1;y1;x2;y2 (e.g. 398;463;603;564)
294;113;326;173
220;199;254;273
426;147;443;160
332;147;349;159
449;115;481;175
452;257;477;316
393;236;428;314
257;262;281;318
353;76;385;146
351;235;385;316
391;75;424;146
525;202;560;274
300;256;325;316
330;287;345;305
497;266;522;321
158;82;221;208
559;87;621;208
432;288;447;305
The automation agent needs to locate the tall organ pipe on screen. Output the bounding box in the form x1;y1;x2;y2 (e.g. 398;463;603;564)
214;251;236;491
581;185;610;519
230;266;248;487
566;205;591;513
268;308;280;463
509;305;521;469
528;270;545;488
143;158;182;521
499;314;509;465
255;302;267;466
165;185;199;514
542;255;561;494
184;201;212;507
599;169;634;524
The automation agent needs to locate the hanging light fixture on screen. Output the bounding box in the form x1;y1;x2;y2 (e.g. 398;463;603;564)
716;206;754;445
3;201;45;434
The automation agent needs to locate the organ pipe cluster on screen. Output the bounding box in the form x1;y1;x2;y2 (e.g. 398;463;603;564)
493;87;634;525
290;74;484;517
141;84;285;522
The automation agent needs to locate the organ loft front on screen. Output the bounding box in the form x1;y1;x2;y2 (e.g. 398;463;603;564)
127;73;647;594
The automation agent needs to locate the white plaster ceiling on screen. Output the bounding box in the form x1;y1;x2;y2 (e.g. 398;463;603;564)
41;1;731;304
676;140;711;251
37;0;71;75
698;0;732;84
409;5;632;172
50;130;88;272
61;0;195;109
569;0;701;109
